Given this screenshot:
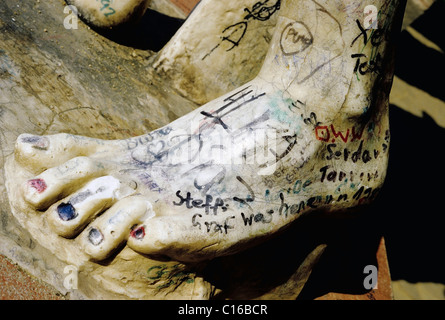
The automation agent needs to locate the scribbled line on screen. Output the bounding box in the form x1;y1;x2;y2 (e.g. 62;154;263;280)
259;134;298;169
312;0;343;36
231;111;270;138
299;0;345;84
279;21;314;56
233;176;255;209
97;0;116;17
277;0;345;84
350;19;385;80
244;0;282;21
200;86;266;132
200;111;229;130
128;86;266;184
202;0;281;60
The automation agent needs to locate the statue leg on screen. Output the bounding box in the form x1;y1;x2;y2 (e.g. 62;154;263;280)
7;0;406;264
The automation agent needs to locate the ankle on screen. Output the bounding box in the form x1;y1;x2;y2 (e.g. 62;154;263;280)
256;0;404;119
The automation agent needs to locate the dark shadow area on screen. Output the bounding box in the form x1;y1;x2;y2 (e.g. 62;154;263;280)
296;206;383;300
298;106;445;299
201;208;381;300
295;108;445;298
92;9;185;51
202;210;323;300
394;1;445;102
378;106;445;284
378;0;445;288
410;0;445;52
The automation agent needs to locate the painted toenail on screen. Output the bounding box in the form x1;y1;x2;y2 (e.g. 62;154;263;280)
88;228;104;246
28;179;47;193
21;136;49;150
130;226;145;240
57;202;77;221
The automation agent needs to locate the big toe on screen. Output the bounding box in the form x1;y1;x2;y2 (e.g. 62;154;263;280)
15;133;100;174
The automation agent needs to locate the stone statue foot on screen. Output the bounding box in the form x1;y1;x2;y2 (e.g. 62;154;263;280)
5;0;404;297
65;0;152;28
66;0;283;105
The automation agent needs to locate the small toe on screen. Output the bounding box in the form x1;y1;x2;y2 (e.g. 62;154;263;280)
47;176;136;237
81;195;154;261
22;156;106;210
15;133;101;174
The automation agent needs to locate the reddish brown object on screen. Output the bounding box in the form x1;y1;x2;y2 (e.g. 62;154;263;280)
169;0;200;14
315;237;393;300
0;254;64;300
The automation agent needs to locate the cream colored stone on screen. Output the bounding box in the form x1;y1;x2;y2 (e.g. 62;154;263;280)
22;156;105;210
153;0;281;104
47;176;131;238
4;0;406;299
66;0;152;28
81;195;154;261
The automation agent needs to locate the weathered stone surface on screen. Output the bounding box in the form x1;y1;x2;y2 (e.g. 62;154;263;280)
0;254;65;300
65;0;152;29
153;0;280;105
1;0;407;300
0;0;201;300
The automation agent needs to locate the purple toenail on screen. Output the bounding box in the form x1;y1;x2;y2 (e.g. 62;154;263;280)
21;136;49;150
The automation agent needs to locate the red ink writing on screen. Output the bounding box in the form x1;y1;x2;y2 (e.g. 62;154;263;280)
315;124;364;143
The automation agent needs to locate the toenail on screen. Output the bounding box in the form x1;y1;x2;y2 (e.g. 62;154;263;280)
21;135;49;150
130;226;145;240
57;202;77;221
88;228;104;246
128;180;138;190
28;179;47;193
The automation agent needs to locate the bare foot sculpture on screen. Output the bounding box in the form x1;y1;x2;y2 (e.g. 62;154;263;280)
5;0;406;299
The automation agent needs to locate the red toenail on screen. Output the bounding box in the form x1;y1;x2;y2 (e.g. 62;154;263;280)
130;226;145;240
28;179;47;193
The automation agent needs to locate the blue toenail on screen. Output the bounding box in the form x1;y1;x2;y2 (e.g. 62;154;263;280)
88;228;104;246
57;202;77;221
